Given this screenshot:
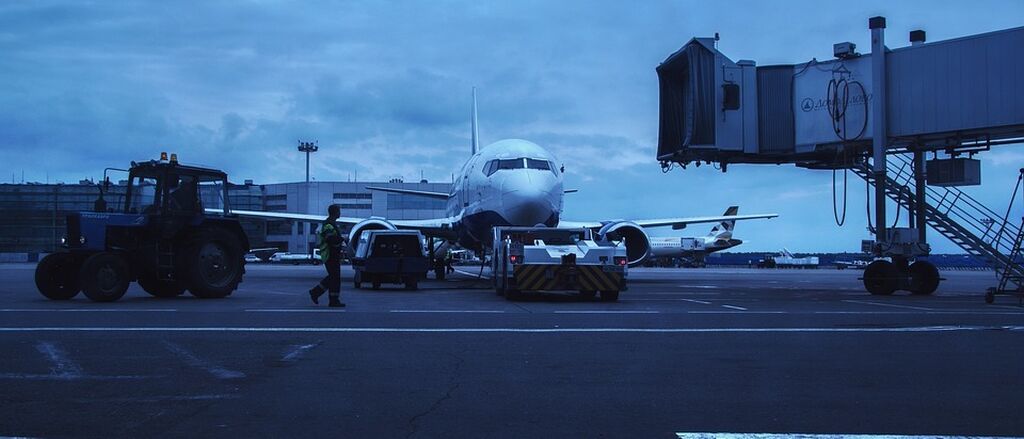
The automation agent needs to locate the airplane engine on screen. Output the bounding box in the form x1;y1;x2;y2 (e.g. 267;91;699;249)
348;218;397;251
598;221;651;266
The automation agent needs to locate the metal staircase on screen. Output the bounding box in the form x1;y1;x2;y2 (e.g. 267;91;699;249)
850;154;1024;300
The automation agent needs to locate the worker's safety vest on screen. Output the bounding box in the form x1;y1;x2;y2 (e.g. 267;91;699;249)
317;222;341;261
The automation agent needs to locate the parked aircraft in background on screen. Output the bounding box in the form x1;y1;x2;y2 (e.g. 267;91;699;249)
647;206;744;266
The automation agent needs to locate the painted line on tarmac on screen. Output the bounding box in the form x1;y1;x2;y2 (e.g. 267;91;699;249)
0;373;155;380
390;310;506;313
0;325;1022;333
553;310;660;314
163;341;246;380
74;394;239;403
0;309;178;312
37;341;82;379
843;300;935;311
0;341;155;381
675;433;1020;439
246;309;346;312
681;299;712;305
721;305;748;311
281;342;321;362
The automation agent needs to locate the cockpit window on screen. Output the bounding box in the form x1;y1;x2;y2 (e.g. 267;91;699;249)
497;159;524;170
484;158;555;176
526;159;550;171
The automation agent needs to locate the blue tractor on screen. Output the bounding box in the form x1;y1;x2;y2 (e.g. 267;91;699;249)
34;156;250;302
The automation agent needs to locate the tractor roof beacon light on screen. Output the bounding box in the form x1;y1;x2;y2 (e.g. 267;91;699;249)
170;153;178;164
160;152;168;161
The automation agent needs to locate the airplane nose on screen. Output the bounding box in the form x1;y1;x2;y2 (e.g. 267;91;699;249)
506;194;552;226
501;172;557;226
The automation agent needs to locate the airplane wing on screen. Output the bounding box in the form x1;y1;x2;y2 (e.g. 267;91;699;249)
365;186;451;199
211;209;459;239
558;213;778;230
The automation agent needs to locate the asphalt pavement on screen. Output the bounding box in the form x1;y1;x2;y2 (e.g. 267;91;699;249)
1;263;1022;438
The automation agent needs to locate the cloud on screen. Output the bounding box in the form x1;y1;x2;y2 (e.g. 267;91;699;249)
2;0;1023;253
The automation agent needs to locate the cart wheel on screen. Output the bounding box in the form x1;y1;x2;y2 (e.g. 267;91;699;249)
579;290;597;300
909;260;940;295
864;260;898;295
985;289;995;304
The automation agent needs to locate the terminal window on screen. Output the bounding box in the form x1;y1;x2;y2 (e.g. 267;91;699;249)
333;193;372;200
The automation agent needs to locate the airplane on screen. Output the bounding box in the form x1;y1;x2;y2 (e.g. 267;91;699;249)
647;206;744;266
223;89;778;271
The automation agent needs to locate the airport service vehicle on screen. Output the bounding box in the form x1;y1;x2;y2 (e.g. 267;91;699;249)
757;249;820;269
269;250;322;265
34;153;249;302
492;226;627;301
351;230;429;290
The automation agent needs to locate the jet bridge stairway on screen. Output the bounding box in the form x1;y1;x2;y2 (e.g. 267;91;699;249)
850;154;1024;301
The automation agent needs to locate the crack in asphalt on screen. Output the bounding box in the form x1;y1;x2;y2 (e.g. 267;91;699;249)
405;352;465;439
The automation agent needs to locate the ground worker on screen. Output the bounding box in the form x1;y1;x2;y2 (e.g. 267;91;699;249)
444;248;455;274
309;204;345;307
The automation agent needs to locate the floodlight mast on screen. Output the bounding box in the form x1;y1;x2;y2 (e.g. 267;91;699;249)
297;141;319;183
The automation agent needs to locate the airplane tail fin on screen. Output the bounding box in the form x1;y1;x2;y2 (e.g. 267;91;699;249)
471;87;479;155
707;206;739;239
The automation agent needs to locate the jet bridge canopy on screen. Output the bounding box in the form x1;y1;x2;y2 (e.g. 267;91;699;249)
657;25;1024;169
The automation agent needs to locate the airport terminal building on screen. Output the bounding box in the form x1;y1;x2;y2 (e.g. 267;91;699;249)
0;179;451;258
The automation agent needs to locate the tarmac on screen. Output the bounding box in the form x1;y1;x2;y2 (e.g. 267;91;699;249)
1;263;1022;438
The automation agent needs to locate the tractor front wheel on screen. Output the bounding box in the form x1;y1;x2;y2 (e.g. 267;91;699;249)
79;252;130;302
35;253;81;300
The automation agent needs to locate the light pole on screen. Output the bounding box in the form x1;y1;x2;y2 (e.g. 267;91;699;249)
297;141;318;183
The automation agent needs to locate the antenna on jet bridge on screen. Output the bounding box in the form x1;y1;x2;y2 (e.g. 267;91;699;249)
471;87;480;155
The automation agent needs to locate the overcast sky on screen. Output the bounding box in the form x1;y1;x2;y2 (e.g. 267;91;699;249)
2;0;1022;253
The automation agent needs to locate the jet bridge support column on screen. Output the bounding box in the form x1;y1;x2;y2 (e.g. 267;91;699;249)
870;16;888;247
914;150;927;243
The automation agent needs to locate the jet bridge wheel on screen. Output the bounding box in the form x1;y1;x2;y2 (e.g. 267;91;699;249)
35;253;81;300
909;260;940;295
863;260;898;296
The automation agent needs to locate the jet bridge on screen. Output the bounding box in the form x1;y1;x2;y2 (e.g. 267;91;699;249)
657;17;1024;299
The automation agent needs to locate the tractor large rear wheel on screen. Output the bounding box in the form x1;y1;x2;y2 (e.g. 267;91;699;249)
79;252;130;302
35;253;81;300
181;227;244;299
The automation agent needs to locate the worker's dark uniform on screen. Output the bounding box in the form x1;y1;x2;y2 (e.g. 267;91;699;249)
310;220;344;306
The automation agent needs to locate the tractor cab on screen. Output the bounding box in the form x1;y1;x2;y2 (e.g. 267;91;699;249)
123;156;230;217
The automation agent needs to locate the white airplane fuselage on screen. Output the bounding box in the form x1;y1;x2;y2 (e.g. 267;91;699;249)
445;139;565;249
